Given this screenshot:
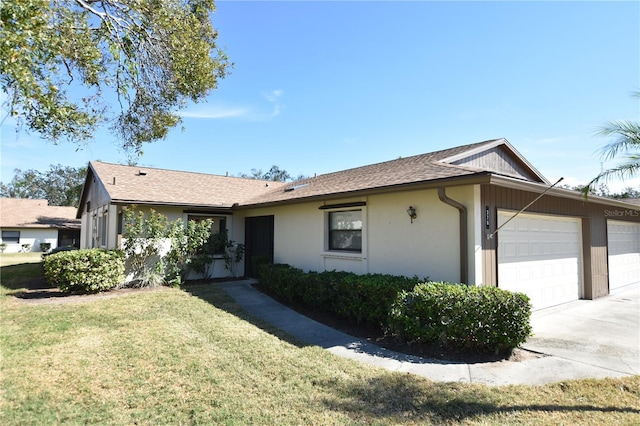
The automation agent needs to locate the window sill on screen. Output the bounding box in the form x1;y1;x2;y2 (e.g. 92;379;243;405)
322;252;365;260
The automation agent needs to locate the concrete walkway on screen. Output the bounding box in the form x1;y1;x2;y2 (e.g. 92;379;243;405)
219;280;639;386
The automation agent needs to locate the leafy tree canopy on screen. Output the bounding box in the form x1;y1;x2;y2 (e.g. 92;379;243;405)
0;0;230;156
240;165;294;182
0;164;87;207
563;183;640;200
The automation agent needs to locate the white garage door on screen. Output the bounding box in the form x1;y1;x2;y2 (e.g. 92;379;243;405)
498;211;582;311
607;220;640;291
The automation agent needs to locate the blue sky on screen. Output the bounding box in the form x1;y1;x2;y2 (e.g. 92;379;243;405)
2;1;639;192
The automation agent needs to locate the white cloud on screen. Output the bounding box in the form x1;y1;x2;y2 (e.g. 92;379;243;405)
343;137;358;145
261;89;284;119
179;90;284;121
262;89;283;103
178;106;250;119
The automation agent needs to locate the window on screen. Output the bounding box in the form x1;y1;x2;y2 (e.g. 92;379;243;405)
328;210;362;252
1;231;20;244
188;215;228;254
188;215;226;234
99;211;108;246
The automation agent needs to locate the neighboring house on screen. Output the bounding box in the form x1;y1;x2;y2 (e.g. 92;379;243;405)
0;198;81;253
77;139;640;310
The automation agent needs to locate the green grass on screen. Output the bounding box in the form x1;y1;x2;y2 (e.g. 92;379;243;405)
1;258;639;425
0;252;43;266
0;253;45;296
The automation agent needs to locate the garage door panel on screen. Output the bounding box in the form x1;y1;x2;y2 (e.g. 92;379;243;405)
608;220;640;290
498;211;582;311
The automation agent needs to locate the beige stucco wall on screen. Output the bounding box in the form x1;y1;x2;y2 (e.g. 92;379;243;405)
241;184;480;284
78;179;481;283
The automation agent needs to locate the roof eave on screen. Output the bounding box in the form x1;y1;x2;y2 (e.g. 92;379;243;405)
110;200;237;210
489;175;640;209
237;173;494;209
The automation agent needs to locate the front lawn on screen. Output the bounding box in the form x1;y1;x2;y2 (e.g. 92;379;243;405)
0;253;45;297
1;259;639;425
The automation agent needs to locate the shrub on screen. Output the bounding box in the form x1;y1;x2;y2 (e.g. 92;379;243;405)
332;273;417;326
388;282;532;353
43;249;125;294
122;207;169;287
256;263;304;303
121;206;222;287
39;242;51;252
256;264;417;328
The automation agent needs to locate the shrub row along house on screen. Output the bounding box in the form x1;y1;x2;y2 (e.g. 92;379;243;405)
77;139;640;310
0;198;81;253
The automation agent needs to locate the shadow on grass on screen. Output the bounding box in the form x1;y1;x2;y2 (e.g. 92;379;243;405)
183;281;311;350
184;281;640;422
183;280;505;367
183;280;447;367
0;263;48;290
320;375;640;422
0;262;63;300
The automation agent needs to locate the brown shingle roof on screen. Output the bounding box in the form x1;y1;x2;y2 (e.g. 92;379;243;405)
242;139;514;205
83;139;545;210
87;161;287;208
0;198;80;229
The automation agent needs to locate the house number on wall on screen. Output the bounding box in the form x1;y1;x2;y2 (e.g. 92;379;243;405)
485;206;490;229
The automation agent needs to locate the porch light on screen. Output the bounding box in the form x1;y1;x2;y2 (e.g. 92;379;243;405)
407;206;417;223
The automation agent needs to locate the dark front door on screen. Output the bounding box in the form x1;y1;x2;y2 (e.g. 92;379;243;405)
244;215;274;278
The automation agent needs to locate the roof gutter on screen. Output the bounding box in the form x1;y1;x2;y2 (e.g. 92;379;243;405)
437;187;468;284
489;175;640;210
237;173;493;210
110;200;236;210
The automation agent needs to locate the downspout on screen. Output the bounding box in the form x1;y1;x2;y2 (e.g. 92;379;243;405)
437;188;468;284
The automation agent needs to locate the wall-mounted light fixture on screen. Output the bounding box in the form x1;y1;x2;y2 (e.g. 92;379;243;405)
407;206;417;223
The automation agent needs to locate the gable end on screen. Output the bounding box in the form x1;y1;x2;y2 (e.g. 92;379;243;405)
450;147;541;181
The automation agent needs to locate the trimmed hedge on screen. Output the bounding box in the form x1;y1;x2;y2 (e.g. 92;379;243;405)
256;264;532;353
256;263;417;327
44;249;125;294
388;282;532;353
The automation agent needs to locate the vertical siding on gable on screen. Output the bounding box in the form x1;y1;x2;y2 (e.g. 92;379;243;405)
452;148;539;181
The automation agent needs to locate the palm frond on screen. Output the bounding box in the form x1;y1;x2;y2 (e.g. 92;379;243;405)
596;120;640;161
585;157;640;190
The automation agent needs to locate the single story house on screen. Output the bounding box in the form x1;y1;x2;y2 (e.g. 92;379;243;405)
0;198;81;252
77;138;640;310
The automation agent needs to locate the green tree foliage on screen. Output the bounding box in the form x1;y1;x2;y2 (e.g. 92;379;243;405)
240;165;292;182
0;0;230;155
564;183;640;200
585;92;640;194
239;165;310;182
165;217;214;286
0;164;86;206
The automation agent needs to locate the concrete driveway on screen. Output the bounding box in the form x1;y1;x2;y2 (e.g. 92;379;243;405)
523;285;640;378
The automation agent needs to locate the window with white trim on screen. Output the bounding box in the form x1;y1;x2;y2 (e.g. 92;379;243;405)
328;210;362;252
